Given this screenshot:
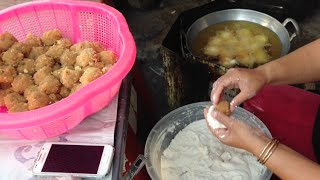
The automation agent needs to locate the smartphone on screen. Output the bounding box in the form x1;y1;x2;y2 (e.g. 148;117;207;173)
32;142;114;178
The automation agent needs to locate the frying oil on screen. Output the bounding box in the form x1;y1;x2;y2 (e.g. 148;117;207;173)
192;21;282;61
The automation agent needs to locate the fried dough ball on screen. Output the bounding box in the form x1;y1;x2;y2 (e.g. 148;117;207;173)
236;52;254;68
218;49;238;68
11;42;32;57
99;50;117;65
25;88;50;110
219;56;235;68
0;65;17;83
33;66;52;85
11;74;34;94
48;93;63;104
70;41;104;54
91;42;104;53
17;58;36;75
215;100;231;116
60;49;77;67
59;86;70;98
24;85;38;98
92;62;106;71
45;44;65;60
207;36;222;46
253;49;270;64
75;48;99;67
2;48;24;67
25;33;43;47
204;27;272;68
219;30;233;39
80;67;102;85
52;63;61;71
41;29;62;46
28;46;47;59
70;83;83;94
60;67;82;89
102;64;114;73
57;38;72;48
254;35;269;48
236;28;253;41
4;92;27;109
52;68;62;79
0;30;116;112
0;32;18;52
203;45;219;57
38;75;61;94
0;88;14;106
35;54;55;70
91;63;113;73
8;102;29;112
1;82;11;89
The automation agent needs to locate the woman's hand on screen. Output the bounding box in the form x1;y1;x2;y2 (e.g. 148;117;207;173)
211;68;268;111
204;107;269;152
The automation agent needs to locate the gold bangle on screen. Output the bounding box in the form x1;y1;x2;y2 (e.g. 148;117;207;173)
261;139;280;165
258;138;279;165
260;139;277;163
257;139;274;163
257;138;274;163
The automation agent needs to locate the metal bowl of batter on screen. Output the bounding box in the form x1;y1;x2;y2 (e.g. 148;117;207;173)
144;101;273;180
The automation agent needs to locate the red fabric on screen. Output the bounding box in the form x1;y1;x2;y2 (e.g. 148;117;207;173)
243;85;320;178
244;85;320;161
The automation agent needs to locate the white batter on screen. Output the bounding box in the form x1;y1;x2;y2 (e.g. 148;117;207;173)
161;120;266;180
207;105;226;129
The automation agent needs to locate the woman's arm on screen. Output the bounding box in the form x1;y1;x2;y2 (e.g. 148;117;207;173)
257;39;320;85
249;135;320;180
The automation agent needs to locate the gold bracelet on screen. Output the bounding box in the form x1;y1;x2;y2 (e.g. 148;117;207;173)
261;139;280;165
257;138;274;163
259;139;277;163
258;138;279;165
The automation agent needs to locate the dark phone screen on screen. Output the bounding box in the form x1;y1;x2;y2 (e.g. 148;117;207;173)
42;144;104;174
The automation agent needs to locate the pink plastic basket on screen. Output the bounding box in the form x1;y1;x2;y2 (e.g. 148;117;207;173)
0;0;136;140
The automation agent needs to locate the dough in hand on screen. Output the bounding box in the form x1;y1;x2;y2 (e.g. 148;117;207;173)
215;100;231;116
207;105;226;129
207;101;231;129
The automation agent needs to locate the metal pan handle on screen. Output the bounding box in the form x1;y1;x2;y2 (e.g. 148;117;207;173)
282;18;300;42
179;17;194;60
123;155;146;180
180;29;189;59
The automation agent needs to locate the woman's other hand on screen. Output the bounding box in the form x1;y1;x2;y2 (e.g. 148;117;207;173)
204;107;269;153
211;68;268;111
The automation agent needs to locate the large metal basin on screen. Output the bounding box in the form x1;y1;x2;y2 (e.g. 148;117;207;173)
145;101;273;180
